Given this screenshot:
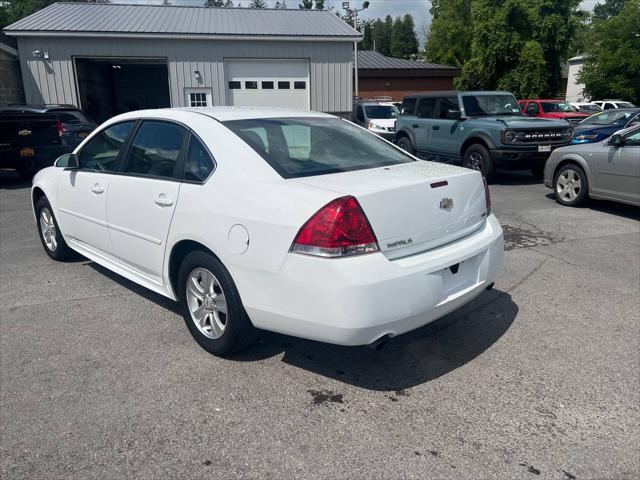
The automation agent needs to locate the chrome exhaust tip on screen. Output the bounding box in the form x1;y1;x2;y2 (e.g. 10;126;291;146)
367;334;389;351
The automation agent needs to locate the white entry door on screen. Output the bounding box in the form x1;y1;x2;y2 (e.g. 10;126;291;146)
224;59;310;110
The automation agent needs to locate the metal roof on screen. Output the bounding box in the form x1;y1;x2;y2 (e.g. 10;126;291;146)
3;2;361;39
358;50;457;70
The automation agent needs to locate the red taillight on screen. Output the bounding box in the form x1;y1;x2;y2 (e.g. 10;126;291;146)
55;120;65;137
483;177;491;215
291;196;379;257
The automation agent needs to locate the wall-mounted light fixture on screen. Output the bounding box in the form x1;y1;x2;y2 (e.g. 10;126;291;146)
43;50;49;60
194;70;203;83
32;50;41;58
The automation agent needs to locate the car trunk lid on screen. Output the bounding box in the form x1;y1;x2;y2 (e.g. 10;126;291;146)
291;162;488;259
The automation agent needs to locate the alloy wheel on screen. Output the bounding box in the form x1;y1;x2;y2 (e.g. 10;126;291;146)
468;152;483;171
556;169;582;202
39;207;57;251
186;268;228;339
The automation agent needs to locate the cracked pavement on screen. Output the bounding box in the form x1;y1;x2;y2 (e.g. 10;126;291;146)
1;170;639;479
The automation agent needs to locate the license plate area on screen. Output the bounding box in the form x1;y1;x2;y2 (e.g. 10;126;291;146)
437;253;483;304
538;145;551;152
20;147;35;157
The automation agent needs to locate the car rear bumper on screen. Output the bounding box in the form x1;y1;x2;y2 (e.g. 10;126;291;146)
236;214;503;346
491;144;567;169
0;146;68;169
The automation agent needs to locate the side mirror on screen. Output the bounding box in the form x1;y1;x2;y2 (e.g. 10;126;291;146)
446;109;462;120
54;153;79;168
609;134;624;147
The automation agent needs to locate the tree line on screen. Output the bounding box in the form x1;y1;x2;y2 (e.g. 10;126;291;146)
424;0;639;102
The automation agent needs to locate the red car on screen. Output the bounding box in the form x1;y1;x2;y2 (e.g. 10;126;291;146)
519;99;589;126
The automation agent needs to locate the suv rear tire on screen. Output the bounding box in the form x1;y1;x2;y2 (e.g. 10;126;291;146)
396;137;415;155
463;144;496;183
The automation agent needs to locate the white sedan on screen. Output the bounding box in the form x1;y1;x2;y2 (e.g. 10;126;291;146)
32;107;504;355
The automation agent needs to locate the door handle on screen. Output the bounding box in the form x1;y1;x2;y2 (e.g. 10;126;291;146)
412;124;419;128
432;126;440;131
154;194;174;207
91;183;104;194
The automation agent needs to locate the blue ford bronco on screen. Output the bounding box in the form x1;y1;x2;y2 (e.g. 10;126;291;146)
394;91;574;182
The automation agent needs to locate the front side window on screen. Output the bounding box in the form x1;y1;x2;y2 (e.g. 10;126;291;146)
184;135;215;182
462;94;522;116
624;129;640;147
224;117;414;179
123;121;186;179
78;121;134;172
541;102;576;113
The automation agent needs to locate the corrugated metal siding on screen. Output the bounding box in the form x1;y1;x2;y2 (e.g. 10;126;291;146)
5;3;360;38
16;36;353;114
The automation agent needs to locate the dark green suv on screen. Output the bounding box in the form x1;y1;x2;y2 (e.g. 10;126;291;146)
394;91;573;181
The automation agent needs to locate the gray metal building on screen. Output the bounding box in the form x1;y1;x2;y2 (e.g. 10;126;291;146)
3;2;360;122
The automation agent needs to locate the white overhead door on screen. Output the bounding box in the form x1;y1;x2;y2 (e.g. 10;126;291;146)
225;59;310;110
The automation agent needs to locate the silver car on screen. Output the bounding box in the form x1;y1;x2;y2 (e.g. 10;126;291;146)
544;125;640;207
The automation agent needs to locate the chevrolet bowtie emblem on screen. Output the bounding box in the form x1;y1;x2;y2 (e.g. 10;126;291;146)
18;129;32;136
440;197;454;210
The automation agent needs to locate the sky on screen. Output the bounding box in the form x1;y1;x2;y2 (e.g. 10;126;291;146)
117;0;602;47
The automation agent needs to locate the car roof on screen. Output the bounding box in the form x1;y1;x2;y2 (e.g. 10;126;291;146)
108;107;335;123
404;91;514;99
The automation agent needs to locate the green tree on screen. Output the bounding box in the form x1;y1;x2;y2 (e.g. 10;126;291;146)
579;0;640;102
248;0;267;7
315;0;325;9
424;0;472;67
456;0;580;98
592;0;626;19
390;15;418;59
299;0;313;8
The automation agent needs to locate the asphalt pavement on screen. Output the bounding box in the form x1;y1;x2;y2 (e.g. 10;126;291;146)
1;169;638;480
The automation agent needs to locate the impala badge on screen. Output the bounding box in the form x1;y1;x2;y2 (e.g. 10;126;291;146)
18;129;32;136
440;197;454;210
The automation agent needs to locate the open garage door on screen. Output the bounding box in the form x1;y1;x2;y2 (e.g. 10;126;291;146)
75;58;170;123
225;59;310;110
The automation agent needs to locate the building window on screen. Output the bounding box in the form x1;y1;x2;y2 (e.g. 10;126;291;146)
189;92;208;107
262;81;274;90
245;81;258;90
228;81;241;89
278;81;291;90
294;81;306;90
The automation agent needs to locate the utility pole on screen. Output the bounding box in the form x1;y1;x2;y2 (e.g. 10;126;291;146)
342;1;369;100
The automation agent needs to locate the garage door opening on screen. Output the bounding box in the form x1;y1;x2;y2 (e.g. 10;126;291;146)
75;58;170;123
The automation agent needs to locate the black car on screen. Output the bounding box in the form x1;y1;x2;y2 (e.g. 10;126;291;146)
0;105;96;178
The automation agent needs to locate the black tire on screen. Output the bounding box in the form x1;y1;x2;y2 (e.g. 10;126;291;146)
553;163;588;207
530;165;545;179
16;161;38;179
396;136;415;155
177;250;257;356
462;143;496;183
35;196;75;261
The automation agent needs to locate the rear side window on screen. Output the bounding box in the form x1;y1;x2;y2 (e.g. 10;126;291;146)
78;121;134;172
123;121;186;179
224;117;414;179
401;98;417;115
184;135;215;182
418;98;436;118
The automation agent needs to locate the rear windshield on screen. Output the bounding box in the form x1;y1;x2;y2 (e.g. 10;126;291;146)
223;117;414;178
54;110;91;124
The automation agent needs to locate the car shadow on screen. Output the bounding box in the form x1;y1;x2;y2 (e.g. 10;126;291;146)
0;170;31;189
86;261;517;391
233;288;518;391
544;192;640;220
492;170;542;186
